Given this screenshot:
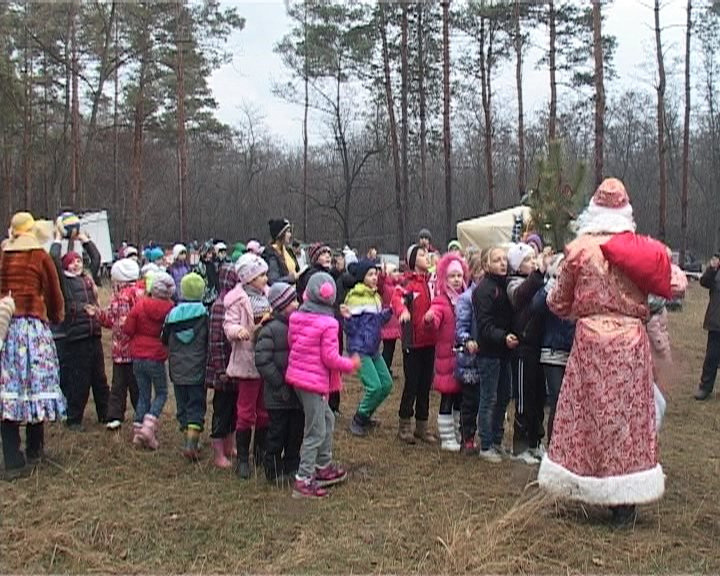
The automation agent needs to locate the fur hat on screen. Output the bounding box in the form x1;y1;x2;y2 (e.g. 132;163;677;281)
576;178;636;236
235;253;268;285
111;258;140;283
350;258;379;286
61;251;82;271
507;243;535;273
305;272;336;307
180;272;205;302
268;282;297;312
9;212;53;243
406;244;422;270
150;271;175;300
308;243;331;265
172;244;187;261
268;218;291;240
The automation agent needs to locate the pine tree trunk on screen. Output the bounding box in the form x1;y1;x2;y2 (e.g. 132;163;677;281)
379;4;405;255
302;1;309;242
592;0;605;189
22;12;32;211
401;3;409;246
176;0;188;242
43;51;50;217
514;0;525;199
113;2;120;236
681;0;691;263
2;134;12;220
130;38;148;247
442;0;452;241
655;0;667;241
418;1;428;204
71;0;81;207
548;0;557;141
480;16;495;212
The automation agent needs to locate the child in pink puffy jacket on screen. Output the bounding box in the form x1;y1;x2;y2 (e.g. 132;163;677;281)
286;272;360;499
424;253;468;452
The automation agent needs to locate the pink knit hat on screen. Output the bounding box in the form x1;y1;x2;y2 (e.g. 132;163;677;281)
235;253;268;285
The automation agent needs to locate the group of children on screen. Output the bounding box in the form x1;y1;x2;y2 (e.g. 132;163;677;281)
62;222;684;500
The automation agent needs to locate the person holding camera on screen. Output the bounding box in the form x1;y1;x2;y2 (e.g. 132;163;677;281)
694;253;720;401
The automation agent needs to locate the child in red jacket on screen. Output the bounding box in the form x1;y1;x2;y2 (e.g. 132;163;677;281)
123;271;175;449
392;244;437;444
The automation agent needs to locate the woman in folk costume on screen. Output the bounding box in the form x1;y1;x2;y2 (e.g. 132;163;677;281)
0;213;66;480
537;178;664;527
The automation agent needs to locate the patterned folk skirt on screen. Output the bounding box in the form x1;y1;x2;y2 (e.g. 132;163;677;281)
0;317;66;423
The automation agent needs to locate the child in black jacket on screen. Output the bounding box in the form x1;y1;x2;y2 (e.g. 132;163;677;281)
506;243;547;465
472;247;519;463
254;282;304;483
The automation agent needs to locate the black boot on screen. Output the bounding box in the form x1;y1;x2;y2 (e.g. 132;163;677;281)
25;423;45;465
235;429;252;480
1;421;28;480
610;505;638;528
253;427;267;470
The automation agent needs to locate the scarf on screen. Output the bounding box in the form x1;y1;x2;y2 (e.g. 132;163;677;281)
274;242;297;275
245;284;271;323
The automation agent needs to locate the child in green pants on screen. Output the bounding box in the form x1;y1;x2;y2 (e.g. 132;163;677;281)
344;259;393;437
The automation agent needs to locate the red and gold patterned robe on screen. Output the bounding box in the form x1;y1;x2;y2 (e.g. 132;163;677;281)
537;233;665;506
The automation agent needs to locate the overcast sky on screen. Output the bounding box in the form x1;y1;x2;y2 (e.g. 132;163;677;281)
207;0;690;144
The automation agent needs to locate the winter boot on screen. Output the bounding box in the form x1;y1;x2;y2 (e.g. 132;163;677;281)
397;417;416;444
235;429;252;480
413;419;437;443
25;423;45;465
452;409;462;445
212;438;232;469
253;427;268;469
349;413;369;437
139;414;160;450
223;433;237;458
182;426;201;461
438;414;461;452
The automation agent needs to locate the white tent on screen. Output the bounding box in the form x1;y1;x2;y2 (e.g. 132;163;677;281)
456;205;532;251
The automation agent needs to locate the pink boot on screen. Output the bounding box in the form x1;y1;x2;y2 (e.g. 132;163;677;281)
132;422;145;447
212;438;232;469
223;434;237;458
140;414;160;450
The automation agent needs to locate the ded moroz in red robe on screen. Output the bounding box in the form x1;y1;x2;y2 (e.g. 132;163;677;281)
537;233;665;506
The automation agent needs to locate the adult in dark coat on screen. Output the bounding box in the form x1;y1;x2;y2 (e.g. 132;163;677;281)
262;219;299;285
695;254;720;400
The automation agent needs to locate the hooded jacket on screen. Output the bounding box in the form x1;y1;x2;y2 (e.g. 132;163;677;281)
123;296;174;361
343;282;392;356
223;284;261;379
162;302;208;385
426;253;468;394
255;312;302;410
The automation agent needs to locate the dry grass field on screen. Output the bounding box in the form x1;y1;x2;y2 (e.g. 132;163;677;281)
1;283;719;573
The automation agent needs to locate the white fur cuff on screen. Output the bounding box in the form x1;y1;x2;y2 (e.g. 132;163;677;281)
538;456;665;506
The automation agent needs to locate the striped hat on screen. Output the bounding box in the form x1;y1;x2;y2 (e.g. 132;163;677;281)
268;282;296;312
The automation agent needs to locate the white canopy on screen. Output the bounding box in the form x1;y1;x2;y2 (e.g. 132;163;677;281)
456;205;532;251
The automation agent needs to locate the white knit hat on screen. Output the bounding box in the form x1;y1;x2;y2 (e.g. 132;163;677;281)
507;243;535;273
172;244;187;260
111;258;140;283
